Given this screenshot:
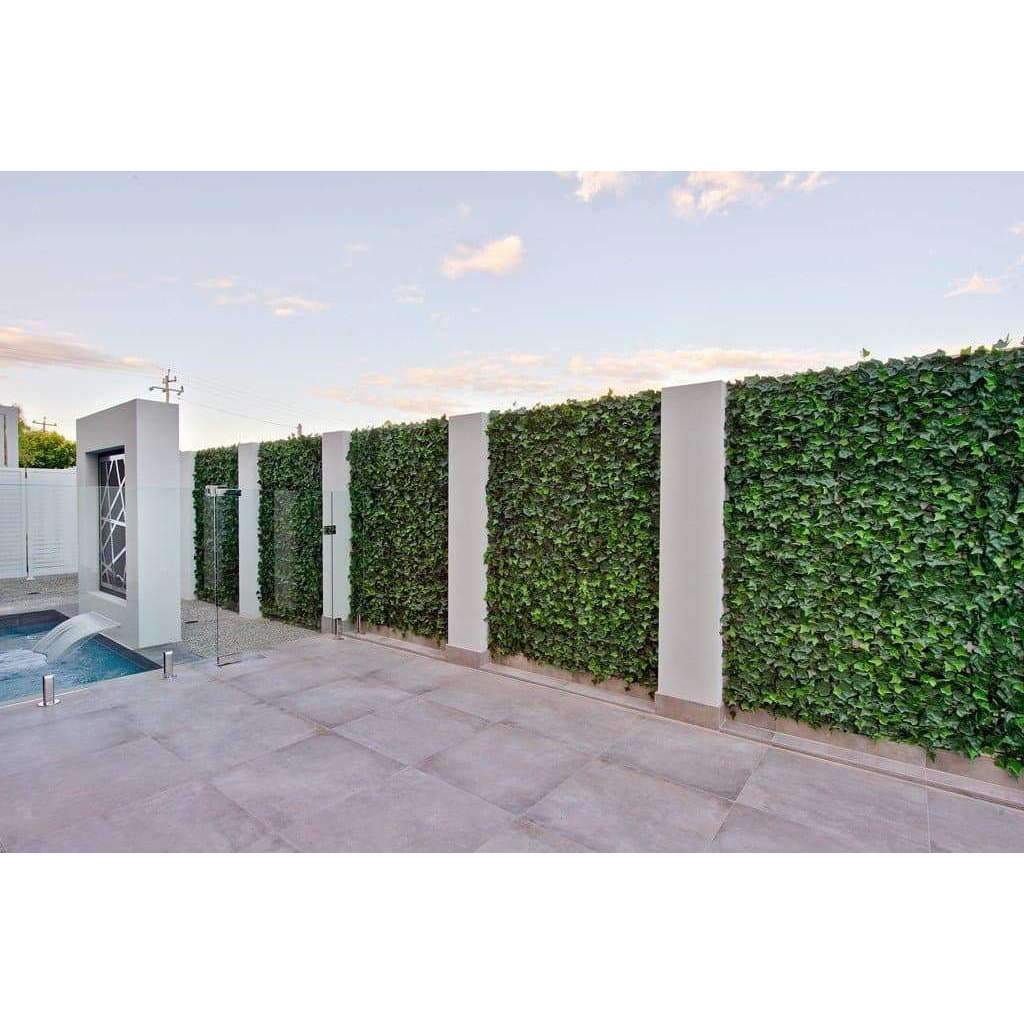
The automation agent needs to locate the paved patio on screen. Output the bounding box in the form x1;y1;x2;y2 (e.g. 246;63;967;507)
2;634;1023;852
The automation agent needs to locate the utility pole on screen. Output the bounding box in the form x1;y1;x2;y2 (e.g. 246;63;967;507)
149;368;185;403
32;416;56;432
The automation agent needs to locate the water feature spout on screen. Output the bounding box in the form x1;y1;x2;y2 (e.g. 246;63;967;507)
31;612;121;663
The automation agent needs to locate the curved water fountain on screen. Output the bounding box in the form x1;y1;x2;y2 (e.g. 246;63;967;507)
0;612;120;680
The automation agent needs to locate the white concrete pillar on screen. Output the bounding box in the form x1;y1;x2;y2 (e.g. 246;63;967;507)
180;450;196;600
237;441;261;619
76;399;181;650
321;430;351;632
446;412;489;666
655;380;727;728
0;405;19;468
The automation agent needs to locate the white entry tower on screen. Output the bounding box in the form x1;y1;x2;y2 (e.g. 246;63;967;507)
76;399;182;651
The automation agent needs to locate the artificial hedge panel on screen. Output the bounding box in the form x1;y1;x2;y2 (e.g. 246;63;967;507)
257;435;322;628
723;344;1024;773
487;392;661;688
348;418;449;642
192;445;239;610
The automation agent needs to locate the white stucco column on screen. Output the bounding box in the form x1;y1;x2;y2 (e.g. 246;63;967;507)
321;430;351;632
0;405;19;468
655;380;727;728
446;412;489;666
180;450;196;601
76;399;181;650
237;441;261;619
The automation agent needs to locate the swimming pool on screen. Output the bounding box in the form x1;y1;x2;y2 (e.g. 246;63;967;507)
0;612;156;706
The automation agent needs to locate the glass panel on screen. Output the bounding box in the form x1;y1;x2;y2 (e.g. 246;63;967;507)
98;452;126;597
203;486;241;665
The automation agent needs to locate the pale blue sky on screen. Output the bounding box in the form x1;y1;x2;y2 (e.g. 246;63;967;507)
1;172;1021;449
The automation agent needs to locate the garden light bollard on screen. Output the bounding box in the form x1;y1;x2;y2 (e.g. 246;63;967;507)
38;673;60;707
163;650;175;679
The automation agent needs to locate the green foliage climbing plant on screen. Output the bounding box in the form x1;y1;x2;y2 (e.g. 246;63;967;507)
257;435;322;628
723;343;1024;773
192;445;239;610
348;419;448;643
487;392;661;688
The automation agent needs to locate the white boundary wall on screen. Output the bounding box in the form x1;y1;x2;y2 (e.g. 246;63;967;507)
188;385;731;717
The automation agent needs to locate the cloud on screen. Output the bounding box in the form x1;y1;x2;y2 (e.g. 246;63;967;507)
671;171;766;220
269;295;329;317
214;290;259;307
568;172;629;203
394;284;425;305
343;242;369;268
567;347;853;392
196;277;328;316
0;326;159;374
441;235;524;279
1011;222;1024;236
778;171;833;192
311;346;866;425
945;273;1004;298
670;187;698;218
672;171;834;220
403;354;552;394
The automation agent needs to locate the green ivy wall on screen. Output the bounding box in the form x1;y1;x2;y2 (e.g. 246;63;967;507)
257;435;323;628
723;346;1024;773
192;445;239;610
348;419;449;642
486;392;661;688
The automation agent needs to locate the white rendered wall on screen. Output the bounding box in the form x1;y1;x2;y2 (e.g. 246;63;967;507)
656;381;727;718
0;405;19;468
447;412;489;662
321;430;351;628
237;442;261;618
180;451;196;600
76;399;181;650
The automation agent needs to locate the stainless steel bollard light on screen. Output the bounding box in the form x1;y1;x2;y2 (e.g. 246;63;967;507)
163;650;175;679
38;673;60;707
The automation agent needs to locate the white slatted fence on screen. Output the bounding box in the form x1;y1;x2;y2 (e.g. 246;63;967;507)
0;468;78;579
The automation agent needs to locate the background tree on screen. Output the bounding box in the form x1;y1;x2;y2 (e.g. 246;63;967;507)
19;419;76;469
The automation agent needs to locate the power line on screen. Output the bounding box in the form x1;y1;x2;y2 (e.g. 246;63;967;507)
179;372;310;422
184;399;295;430
2;348;320;433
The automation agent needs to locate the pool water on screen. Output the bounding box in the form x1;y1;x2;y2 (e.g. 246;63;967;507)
0;619;154;706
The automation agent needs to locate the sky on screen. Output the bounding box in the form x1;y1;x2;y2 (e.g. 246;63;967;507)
1;172;1022;449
